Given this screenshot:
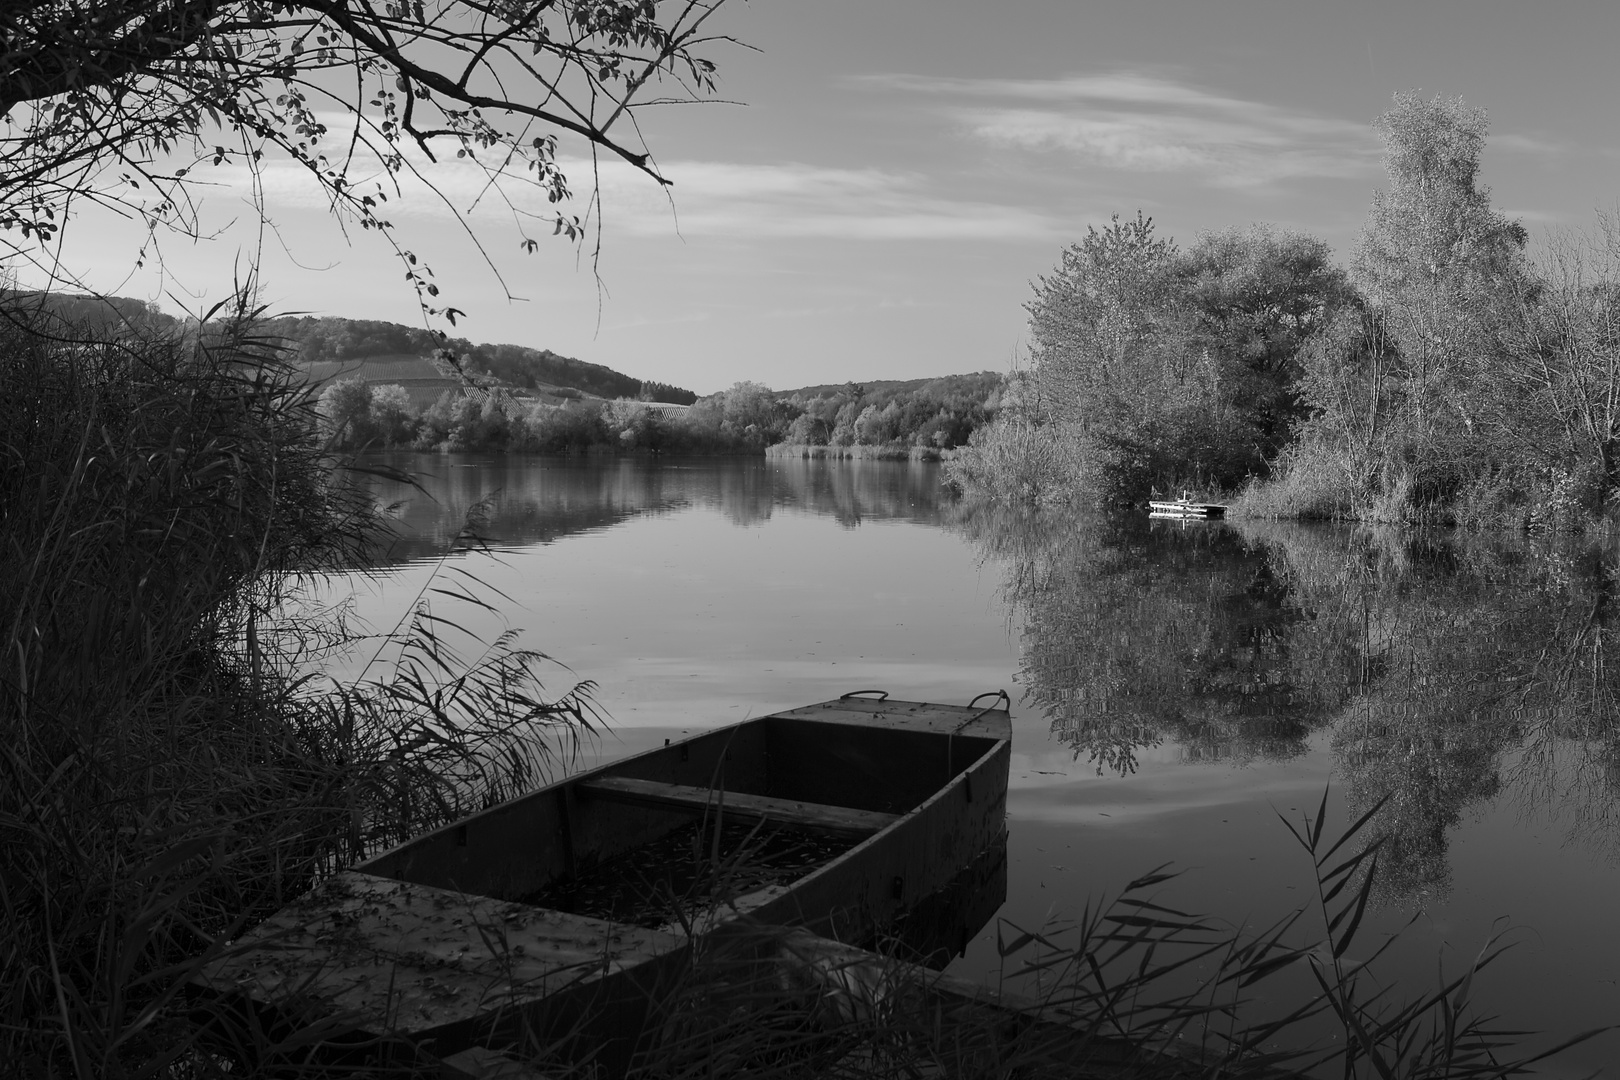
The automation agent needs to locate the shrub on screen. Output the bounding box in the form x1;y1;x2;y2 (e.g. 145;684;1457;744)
1231;440;1366;520
516;400;608;452
944;418;1083;505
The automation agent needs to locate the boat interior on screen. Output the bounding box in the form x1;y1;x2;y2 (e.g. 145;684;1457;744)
358;714;1004;908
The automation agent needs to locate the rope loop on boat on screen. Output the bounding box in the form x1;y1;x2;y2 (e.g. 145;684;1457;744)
967;690;1010;712
839;689;890;701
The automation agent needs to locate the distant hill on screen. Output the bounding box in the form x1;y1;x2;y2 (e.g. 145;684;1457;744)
779;373;1003;399
302;354;465;410
263;315;697;403
0;294;695;404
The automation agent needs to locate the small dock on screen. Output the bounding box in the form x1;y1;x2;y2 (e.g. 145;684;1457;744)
1148;498;1226;519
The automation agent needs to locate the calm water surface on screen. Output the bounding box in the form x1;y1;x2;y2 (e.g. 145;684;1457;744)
329;453;1620;1076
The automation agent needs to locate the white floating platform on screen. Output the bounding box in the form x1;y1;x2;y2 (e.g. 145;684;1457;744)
1148;500;1227;519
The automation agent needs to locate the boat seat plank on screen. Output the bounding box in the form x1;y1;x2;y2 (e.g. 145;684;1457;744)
576;776;898;836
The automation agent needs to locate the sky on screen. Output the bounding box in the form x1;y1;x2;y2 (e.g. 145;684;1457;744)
32;0;1620;395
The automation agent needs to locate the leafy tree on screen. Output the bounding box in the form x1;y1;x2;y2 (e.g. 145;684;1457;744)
830;400;861;446
1028;213;1268;501
1294;303;1399;492
368;382;416;446
783;411;829;445
985;214;1353;504
603;397;667;451
1350;91;1530;490
1029;211;1177;430
706;380;783;446
1;0;738;314
513;400;607;452
317;375;373;444
1496;214;1620;510
1166;225;1353;456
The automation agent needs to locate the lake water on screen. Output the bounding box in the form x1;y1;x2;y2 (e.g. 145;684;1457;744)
326;453;1620;1075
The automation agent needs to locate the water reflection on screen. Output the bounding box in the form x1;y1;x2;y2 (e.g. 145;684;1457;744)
359;453;950;562
959;508;1344;774
961;506;1620;906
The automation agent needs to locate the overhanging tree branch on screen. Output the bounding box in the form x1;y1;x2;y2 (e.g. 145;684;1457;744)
1;0;738;324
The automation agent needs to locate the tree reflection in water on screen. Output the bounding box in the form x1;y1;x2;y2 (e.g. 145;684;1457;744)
958;505;1620;907
356;452;954;564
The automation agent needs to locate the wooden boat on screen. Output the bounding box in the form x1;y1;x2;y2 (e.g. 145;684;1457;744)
1148;497;1227;519
194;692;1012;1072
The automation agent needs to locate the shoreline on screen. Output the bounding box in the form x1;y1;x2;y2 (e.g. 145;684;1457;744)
764;442;959;462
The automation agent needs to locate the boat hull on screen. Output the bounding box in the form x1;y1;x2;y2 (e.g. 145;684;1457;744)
194;696;1011;1068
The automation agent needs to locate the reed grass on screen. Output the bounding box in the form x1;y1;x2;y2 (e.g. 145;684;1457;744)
942;419;1084;505
0;293;600;1078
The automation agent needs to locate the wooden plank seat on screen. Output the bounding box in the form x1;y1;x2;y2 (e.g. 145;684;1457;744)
576;776;898;837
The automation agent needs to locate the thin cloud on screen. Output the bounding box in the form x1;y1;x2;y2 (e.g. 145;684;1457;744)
196;131;1055;242
859;71;1382;189
1491;132;1571;157
1498;206;1566;225
589;158;1047;239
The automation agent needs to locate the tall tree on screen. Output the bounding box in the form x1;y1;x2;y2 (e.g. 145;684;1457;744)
1497;214;1620;508
1350;91;1529;481
1029;211;1178;431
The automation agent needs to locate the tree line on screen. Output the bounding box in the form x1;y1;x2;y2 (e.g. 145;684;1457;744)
779;373;1004;451
951;92;1620;531
318;372;1005;455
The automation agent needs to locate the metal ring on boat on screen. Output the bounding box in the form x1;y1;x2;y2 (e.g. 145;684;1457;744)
840;689;890;700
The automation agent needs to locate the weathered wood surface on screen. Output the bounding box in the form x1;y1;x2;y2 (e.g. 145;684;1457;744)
196;871;687;1045
576;775;899;836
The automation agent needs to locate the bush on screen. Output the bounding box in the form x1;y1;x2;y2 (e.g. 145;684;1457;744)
515;400;608;452
944;418;1083;505
1231;441;1366;520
